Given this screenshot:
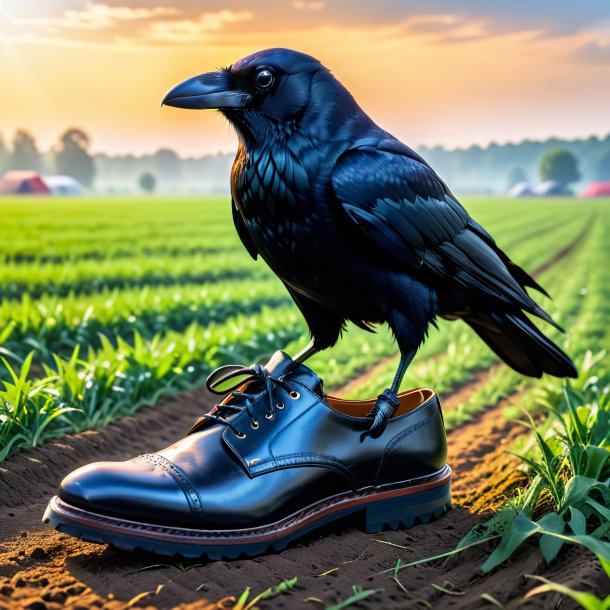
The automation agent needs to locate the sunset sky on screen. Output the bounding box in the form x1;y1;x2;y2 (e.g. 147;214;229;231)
1;1;609;157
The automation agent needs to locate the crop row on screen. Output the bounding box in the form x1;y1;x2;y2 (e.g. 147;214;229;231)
0;199;604;460
0;216;596;459
0;196;587;271
0;208;577;290
0;231;244;264
0;250;267;300
0;280;291;362
0;214;589;381
0;304;304;460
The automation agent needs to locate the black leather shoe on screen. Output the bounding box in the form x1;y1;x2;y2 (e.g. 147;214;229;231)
43;351;451;559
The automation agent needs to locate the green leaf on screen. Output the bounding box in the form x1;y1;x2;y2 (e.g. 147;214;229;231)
243;577;298;610
482;513;539;573
563;476;606;510
538;512;565;563
569;507;587;536
379;534;501;576
584;498;610;528
582;446;610;480
534;530;610;579
0;321;16;344
232;586;251;610
525;575;610;610
0;432;30;461
325;585;380;610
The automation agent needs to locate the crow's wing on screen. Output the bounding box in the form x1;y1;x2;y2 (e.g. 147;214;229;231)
232;198;259;260
331;141;556;326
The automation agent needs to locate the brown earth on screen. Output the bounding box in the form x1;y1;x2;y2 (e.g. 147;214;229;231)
1;381;607;610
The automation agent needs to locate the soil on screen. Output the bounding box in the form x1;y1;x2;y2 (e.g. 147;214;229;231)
1;380;607;610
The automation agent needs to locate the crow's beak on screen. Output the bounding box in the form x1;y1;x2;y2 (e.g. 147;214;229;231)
161;71;248;110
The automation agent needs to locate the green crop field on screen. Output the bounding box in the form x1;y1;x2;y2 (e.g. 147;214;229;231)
0;195;607;458
1;195;609;606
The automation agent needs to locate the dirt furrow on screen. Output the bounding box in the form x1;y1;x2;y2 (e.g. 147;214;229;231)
446;390;527;512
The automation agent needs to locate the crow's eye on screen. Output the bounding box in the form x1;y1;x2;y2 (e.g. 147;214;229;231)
255;69;274;91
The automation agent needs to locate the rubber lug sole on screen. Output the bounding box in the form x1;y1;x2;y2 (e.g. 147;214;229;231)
43;465;451;560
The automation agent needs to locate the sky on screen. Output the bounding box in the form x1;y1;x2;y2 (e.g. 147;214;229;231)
0;0;609;157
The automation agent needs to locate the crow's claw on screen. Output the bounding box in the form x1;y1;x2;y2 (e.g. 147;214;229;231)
360;388;400;441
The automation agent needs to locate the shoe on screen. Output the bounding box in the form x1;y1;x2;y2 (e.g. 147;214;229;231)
43;351;451;559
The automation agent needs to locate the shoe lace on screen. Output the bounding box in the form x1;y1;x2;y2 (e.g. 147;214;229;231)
203;363;295;437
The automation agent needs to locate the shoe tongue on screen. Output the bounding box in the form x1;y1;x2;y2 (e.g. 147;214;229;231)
264;351;324;397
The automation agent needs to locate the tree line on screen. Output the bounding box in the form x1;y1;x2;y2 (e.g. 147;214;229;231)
2;127;609;194
420;133;610;194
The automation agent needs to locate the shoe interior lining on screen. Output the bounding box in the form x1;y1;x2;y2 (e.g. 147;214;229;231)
325;388;435;418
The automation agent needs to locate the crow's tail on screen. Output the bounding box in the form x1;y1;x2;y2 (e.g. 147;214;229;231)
465;310;577;379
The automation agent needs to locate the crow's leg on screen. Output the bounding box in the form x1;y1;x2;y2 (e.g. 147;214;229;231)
361;348;417;441
389;349;416;394
293;341;318;363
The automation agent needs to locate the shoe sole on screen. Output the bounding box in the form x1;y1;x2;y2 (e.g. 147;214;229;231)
43;464;451;560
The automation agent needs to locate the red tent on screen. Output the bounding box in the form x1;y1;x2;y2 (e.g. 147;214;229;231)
0;171;50;195
580;182;610;198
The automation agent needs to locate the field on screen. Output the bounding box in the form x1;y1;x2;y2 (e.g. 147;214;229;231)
0;195;608;610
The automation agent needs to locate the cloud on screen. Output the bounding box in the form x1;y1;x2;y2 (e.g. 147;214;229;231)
7;3;179;31
293;1;326;10
572;40;610;65
145;10;254;43
0;4;254;47
402;13;490;43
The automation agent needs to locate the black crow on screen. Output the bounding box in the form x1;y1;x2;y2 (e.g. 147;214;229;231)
162;48;577;439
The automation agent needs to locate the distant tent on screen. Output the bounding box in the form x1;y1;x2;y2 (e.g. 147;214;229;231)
580;182;610;198
534;180;572;196
44;175;85;196
0;171;50;195
508;181;534;197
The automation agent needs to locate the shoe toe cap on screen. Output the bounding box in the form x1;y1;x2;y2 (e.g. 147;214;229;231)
58;455;199;528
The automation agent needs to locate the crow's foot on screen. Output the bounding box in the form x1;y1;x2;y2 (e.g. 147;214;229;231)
360;388;400;441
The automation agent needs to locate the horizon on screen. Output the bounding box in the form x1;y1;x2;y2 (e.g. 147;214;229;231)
4;128;610;160
1;1;609;157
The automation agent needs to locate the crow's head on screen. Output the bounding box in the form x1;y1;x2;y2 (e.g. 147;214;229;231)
162;48;362;143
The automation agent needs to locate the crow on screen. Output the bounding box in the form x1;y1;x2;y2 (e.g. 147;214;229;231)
162;48;577;439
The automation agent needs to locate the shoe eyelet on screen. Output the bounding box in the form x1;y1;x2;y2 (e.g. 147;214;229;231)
289;391;300;400
276;402;285;410
251;419;259;429
265;412;275;420
236;431;246;439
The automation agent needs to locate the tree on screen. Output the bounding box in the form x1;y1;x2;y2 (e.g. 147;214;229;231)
0;133;8;174
506;166;528;189
592;145;610;181
154;148;183;184
55;128;95;187
539;148;580;186
138;172;156;193
9;129;41;171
